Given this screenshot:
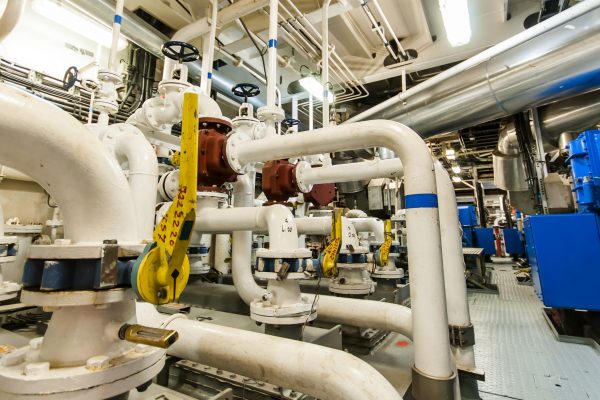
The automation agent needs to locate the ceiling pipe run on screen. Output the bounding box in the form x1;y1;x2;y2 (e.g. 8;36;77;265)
66;0;266;109
346;0;600;139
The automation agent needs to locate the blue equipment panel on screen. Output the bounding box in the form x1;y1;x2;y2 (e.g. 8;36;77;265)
503;228;525;256
525;213;600;311
474;227;496;255
458;205;478;247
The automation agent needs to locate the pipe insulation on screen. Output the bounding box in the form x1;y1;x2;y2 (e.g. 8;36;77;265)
347;0;600;138
0;0;25;43
136;303;403;400
0;84;138;243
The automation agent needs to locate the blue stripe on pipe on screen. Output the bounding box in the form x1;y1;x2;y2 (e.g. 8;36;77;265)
405;193;438;209
114;15;122;24
268;39;277;48
207;72;212;79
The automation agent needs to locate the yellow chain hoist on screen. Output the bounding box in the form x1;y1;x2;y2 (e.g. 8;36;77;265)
378;219;393;266
132;92;198;305
321;208;343;278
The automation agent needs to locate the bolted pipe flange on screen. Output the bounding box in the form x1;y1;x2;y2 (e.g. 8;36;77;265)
294;160;313;193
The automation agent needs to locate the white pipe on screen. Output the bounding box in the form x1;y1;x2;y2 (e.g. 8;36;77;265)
372;0;406;58
0;0;25;43
266;0;279;108
0;83;137;243
435;161;476;371
308;93;314;131
322;0;331;127
348;218;384;244
108;0;125;72
295;216;384;244
199;0;218;95
231;174;269;304
0;200;4;237
162;0;269;81
196;205;299;251
137;303;403;400
105;124;159;240
299;158;403;186
232;120;453;379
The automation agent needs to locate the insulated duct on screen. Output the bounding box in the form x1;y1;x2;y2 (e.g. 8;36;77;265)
492;121;528;191
346;1;600;139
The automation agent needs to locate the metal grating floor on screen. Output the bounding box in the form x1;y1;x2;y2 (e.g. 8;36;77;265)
471;264;600;400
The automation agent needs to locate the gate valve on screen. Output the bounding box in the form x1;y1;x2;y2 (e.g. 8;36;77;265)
161;40;200;82
282;118;300;134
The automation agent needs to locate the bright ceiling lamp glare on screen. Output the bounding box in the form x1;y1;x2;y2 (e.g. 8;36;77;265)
445;148;456;160
451;165;461;174
32;0;128;50
452;176;462;183
299;76;334;103
439;0;472;47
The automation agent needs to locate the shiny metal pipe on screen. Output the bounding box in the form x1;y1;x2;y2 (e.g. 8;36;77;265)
347;1;600;138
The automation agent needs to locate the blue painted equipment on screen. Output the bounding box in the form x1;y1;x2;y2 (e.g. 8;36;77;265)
458;205;478;247
526;129;600;310
503;228;525;256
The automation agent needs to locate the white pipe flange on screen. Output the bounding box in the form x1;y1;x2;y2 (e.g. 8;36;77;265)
294;160;313;193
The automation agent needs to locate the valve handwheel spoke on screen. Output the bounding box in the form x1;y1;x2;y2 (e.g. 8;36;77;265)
161;40;200;63
232;83;260;103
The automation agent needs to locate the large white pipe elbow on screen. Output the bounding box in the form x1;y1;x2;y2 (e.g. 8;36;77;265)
233;120;453;380
0;0;25;43
103;124;159;240
0;84;137;243
348;217;385;244
137;303;403;400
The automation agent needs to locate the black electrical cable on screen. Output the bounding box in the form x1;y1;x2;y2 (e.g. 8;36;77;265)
239;17;268;85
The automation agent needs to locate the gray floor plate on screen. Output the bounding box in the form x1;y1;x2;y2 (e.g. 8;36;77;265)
473;265;600;400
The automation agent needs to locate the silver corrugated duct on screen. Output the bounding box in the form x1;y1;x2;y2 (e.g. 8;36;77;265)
64;0;266;108
346;0;600;139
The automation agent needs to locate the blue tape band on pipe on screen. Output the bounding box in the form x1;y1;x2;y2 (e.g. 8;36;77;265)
405;193;438;209
114;15;122;24
208;72;212;79
268;39;278;48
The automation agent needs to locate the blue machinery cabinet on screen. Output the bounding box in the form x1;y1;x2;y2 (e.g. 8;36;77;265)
525;129;600;311
503;228;525;256
525;213;600;310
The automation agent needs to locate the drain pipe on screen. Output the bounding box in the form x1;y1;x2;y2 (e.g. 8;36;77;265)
0;83;137;243
137;303;402;400
0;0;25;42
322;0;331;127
228;120;455;395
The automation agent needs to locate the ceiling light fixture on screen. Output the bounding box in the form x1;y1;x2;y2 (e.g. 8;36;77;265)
299;76;334;103
452;165;461;174
452;176;462;183
439;0;472;47
445;148;456;160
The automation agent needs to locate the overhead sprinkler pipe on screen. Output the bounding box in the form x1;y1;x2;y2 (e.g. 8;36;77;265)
266;0;279;109
0;83;137;243
137;303;403;400
230;120;455;384
0;0;25;43
108;0;125;72
199;0;219;95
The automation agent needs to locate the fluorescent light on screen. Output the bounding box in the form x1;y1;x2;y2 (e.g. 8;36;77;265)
32;0;127;50
299;76;334;103
452;165;461;174
452;176;462;183
439;0;471;47
445;147;456;160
